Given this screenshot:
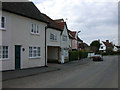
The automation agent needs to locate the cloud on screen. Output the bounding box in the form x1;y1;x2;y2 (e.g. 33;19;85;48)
32;0;118;45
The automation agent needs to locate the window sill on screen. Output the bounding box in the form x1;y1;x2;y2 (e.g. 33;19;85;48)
0;58;9;61
30;33;40;36
29;57;41;59
50;40;58;42
0;28;6;31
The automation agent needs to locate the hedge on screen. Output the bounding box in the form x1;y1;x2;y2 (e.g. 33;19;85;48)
69;51;88;61
95;51;120;56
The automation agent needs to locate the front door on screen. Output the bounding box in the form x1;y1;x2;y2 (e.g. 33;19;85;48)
15;45;21;70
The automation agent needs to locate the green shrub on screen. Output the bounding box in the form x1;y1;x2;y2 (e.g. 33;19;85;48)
96;51;120;56
69;51;88;61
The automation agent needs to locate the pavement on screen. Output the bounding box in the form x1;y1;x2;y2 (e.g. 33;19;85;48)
2;66;60;81
2;58;91;81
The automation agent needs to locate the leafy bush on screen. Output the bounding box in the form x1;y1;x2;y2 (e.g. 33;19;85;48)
69;51;88;61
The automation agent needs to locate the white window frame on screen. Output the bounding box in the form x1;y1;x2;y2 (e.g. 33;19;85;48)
29;46;41;59
0;46;9;60
50;33;57;41
62;35;67;41
31;23;39;35
31;23;34;34
36;25;39;34
0;16;6;30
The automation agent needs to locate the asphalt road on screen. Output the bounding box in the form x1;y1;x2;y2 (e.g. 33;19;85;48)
3;56;118;88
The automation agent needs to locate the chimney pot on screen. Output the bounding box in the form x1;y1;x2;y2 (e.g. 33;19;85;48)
106;40;109;43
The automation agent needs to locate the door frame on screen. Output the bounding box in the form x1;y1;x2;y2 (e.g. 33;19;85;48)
15;45;22;70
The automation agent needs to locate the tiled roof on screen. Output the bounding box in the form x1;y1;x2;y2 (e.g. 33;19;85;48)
42;14;63;31
68;30;83;42
69;31;76;38
54;19;64;23
79;43;89;49
77;37;83;42
102;41;114;48
116;46;120;48
2;2;49;23
54;19;66;30
68;30;75;39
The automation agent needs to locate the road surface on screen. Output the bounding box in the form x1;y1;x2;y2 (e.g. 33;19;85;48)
3;56;118;88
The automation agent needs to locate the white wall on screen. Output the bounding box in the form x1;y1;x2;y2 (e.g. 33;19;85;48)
1;11;47;71
113;46;118;51
60;25;69;62
61;25;69;49
99;41;106;51
46;28;61;47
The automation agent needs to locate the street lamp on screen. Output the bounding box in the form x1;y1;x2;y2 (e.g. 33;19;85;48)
77;31;81;60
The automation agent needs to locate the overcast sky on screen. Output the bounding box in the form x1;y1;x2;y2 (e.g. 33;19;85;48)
31;0;118;45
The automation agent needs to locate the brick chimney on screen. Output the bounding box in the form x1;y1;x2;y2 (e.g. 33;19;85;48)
98;39;100;42
106;40;109;43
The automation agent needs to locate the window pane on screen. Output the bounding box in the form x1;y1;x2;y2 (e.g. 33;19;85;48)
34;50;36;57
38;47;40;56
3;46;5;59
0;46;1;59
37;25;39;33
3;47;5;56
31;24;34;33
3;55;5;58
33;47;37;57
6;55;8;58
1;23;5;28
55;35;57;40
50;33;53;40
1;17;5;28
34;24;36;33
0;46;8;59
29;47;32;57
2;17;5;22
29;47;41;58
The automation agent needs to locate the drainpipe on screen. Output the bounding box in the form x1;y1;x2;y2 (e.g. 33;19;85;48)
45;25;48;67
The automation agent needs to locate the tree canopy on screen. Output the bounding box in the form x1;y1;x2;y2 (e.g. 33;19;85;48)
90;40;101;52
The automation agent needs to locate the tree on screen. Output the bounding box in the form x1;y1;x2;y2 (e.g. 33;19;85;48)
90;40;101;52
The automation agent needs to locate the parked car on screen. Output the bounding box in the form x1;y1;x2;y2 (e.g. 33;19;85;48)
92;54;103;61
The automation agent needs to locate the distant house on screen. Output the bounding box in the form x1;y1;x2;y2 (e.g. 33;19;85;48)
54;19;70;63
79;43;90;51
117;46;120;51
77;36;83;50
99;41;106;52
99;40;114;52
68;30;83;50
68;30;75;50
113;45;118;52
116;46;120;51
70;31;77;50
42;14;62;64
42;15;70;63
